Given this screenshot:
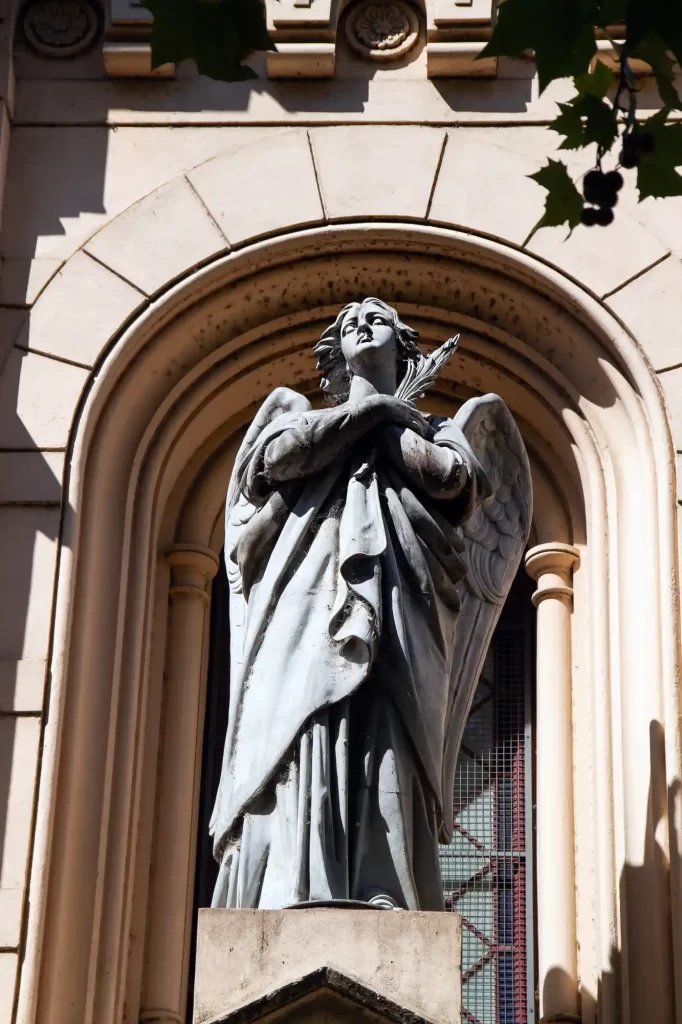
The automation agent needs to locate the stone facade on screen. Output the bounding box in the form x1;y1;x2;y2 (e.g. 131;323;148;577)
0;2;682;1024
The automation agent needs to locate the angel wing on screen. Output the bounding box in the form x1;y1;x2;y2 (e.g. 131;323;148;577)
439;393;533;843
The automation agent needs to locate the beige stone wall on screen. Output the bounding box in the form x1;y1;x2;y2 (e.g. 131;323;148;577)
1;15;682;1024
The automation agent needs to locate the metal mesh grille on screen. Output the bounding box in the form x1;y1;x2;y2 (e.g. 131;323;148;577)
439;624;533;1024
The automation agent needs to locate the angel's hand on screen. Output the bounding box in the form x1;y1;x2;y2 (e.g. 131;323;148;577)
367;395;431;437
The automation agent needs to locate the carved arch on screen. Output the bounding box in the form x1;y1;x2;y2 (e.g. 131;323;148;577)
12;212;681;1024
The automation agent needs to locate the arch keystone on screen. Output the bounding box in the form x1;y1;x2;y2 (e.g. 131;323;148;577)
310;125;446;222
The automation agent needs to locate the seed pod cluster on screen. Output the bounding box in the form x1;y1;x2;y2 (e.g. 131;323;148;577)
580;169;624;227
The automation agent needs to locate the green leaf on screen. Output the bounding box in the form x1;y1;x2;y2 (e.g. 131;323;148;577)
528;159;585;234
480;0;598;92
551;94;618;151
627;0;682;68
574;58;615;97
143;0;273;80
597;0;626;27
630;31;682;111
636;110;682;199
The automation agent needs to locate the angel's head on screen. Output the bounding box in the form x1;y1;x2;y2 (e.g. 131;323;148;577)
314;298;422;401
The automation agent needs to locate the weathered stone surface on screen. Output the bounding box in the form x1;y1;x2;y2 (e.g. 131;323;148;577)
0;508;60;660
0;889;23;949
194;908;462;1024
0;718;41;890
0;258;62;306
527;210;667;298
0;954;18;1024
0;658;47;713
311;126;446;222
0;348;88;449
0;451;64;504
18;250;146;366
429;135;545;244
188;131;324;245
607;255;682;372
85;176;228;296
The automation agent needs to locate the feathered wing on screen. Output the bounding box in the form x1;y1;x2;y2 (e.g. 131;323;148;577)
439;394;533;843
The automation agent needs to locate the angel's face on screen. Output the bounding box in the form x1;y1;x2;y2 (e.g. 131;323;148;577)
340;300;398;381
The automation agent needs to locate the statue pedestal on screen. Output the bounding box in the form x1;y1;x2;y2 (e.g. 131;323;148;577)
194;908;461;1024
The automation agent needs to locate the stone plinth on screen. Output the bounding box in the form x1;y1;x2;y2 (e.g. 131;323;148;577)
194;908;461;1024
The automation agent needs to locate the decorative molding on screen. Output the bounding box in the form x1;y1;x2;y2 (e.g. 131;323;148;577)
426;40;496;77
21;0;101;58
102;41;174;77
345;0;420;62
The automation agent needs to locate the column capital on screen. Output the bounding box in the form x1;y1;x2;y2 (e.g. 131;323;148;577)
165;543;219;603
165;542;219;578
525;543;580;608
525;542;580;581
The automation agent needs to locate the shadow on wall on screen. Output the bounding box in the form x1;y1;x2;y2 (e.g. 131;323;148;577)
0;342;67;979
543;720;678;1024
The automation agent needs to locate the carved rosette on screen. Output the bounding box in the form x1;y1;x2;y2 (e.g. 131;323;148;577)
21;0;101;58
345;0;420;62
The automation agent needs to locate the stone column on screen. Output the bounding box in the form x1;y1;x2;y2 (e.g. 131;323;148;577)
141;544;219;1024
525;542;581;1024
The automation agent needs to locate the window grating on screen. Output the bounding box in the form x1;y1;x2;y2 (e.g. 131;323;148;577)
439;619;534;1024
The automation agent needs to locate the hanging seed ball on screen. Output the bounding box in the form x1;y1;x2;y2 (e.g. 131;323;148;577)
604;170;624;193
595;207;615;226
583;169;619;209
581;206;600;226
583;169;606;205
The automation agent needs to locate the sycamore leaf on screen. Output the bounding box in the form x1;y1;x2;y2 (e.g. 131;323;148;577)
630;31;682;111
636;109;682;200
574;59;615;98
143;0;273;80
480;0;598;92
597;0;626;26
551;93;618;151
627;0;682;69
527;160;585;236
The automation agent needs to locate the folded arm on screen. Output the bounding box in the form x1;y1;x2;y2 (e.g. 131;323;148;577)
382;424;469;500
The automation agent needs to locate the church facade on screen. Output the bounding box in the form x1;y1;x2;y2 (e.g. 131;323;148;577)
1;2;682;1024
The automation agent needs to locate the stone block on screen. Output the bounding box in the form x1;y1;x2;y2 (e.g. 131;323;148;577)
527;209;667;299
0;258;62;306
0;658;47;713
85;176;228;296
188;131;324;246
429;135;544;245
0;954;18;1024
0;889;23;949
311;126;446;221
0;717;41;891
0;347;88;450
607;256;682;372
194;908;461;1024
0;507;60;660
19;250;146;366
0;451;64;504
0;309;28;377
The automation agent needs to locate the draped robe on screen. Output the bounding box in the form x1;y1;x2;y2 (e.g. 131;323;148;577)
210;386;491;910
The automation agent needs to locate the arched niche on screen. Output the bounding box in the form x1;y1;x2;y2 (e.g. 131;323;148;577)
17;224;681;1024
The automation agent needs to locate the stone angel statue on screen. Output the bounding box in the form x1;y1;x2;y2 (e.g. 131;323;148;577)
209;298;532;911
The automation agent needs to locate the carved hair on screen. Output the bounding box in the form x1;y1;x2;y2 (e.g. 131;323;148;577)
314;298;421;402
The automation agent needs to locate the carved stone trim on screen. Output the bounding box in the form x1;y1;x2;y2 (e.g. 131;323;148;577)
345;0;419;62
21;0;101;58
